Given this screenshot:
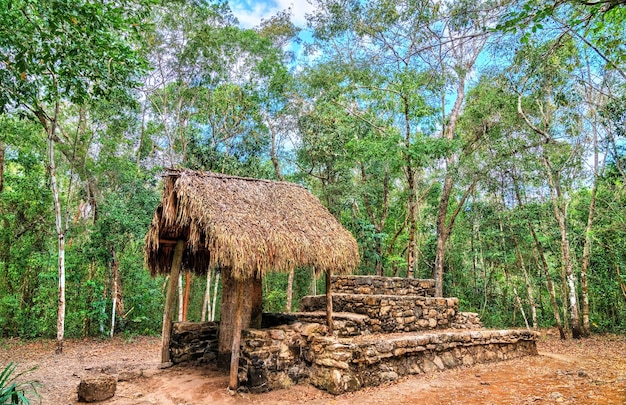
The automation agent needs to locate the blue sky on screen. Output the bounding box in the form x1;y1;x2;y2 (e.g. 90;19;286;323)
228;0;314;28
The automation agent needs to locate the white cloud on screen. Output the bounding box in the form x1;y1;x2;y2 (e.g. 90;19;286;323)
230;0;315;29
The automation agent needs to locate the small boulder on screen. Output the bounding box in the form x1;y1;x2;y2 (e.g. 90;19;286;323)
77;375;117;402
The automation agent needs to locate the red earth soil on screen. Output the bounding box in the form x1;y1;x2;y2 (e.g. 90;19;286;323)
1;329;624;404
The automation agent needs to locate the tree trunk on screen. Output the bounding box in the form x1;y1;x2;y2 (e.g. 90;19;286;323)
515;243;538;329
580;98;599;337
0;140;5;193
543;156;581;339
434;179;476;297
512;175;566;338
110;248;123;338
434;69;467;297
531;224;566;339
161;240;184;364
268;118;284;181
511;281;530;330
311;270;317;296
202;269;213;322
434;173;453;296
217;271;263;369
285;269;294;313
401;91;417;279
49;128;66;354
580;183;596;337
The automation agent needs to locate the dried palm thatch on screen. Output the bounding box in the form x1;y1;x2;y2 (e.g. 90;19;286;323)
145;169;360;280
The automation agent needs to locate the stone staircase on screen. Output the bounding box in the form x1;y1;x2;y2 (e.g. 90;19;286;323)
239;275;538;394
167;275;539;394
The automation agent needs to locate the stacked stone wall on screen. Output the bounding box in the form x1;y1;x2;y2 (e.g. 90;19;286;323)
301;294;459;333
170;322;219;364
309;329;538;394
239;322;326;392
452;311;483;329
237;326;538;394
332;275;435;296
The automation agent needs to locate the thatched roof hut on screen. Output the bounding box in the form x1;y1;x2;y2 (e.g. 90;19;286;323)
145;169;360;388
144;169;360;278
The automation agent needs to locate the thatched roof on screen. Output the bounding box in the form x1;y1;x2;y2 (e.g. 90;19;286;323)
144;169;360;280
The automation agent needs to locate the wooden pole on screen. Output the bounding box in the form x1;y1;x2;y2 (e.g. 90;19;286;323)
326;270;333;336
211;270;220;322
161;240;184;364
182;271;191;321
228;278;245;390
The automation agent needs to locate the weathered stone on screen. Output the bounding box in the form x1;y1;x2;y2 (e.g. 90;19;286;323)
433;356;445;370
270;329;286;340
117;370;142;382
441;351;457;368
77;375;117;403
421;359;439;373
316;358;350;370
301;323;326;337
375;340;394;353
380;371;399;382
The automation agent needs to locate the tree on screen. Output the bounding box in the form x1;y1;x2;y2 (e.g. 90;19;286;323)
510;37;588;338
306;0;470;280
0;0;151;352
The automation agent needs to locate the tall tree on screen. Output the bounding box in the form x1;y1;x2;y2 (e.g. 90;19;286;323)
0;0;150;352
511;37;587;338
306;0;467;278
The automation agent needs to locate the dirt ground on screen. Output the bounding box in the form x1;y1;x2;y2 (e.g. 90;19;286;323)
1;329;625;405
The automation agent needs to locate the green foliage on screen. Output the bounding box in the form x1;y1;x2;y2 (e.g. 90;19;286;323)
0;0;152;112
0;0;624;340
0;363;40;405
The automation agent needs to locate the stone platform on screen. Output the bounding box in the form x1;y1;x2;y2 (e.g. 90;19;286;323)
168;275;538;394
239;323;538;394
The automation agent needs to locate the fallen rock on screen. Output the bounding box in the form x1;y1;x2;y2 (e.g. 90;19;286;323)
118;369;143;382
77;375;117;402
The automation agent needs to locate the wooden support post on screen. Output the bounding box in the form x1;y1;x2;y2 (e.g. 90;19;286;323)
182;270;191;321
161;240;184;365
228;278;245;391
326;270;333;336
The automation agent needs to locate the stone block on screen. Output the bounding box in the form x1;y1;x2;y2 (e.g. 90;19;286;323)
77;375;117;403
270;329;286;340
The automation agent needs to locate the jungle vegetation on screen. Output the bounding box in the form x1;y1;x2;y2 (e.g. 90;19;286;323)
0;0;625;346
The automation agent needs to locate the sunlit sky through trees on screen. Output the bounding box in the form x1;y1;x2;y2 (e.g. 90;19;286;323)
229;0;313;28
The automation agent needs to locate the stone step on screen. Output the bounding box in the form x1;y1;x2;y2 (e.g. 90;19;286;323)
300;294;460;333
309;328;540;394
293;311;372;337
332;275;435;297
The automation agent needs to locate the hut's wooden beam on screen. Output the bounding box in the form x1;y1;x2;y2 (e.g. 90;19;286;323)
326;269;333;336
158;238;179;245
161;239;184;365
228;278;245;391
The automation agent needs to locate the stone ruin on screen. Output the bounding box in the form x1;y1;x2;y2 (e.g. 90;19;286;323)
169;275;539;394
